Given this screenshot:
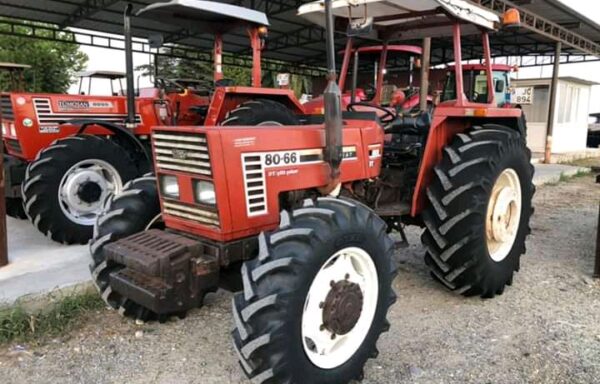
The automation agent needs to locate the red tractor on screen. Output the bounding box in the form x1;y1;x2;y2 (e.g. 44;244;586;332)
303;44;431;117
2;1;303;244
91;1;533;383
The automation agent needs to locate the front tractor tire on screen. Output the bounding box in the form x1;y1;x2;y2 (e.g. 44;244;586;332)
422;125;534;298
221;99;300;126
22;135;139;244
5;197;26;219
89;175;162;321
232;197;398;384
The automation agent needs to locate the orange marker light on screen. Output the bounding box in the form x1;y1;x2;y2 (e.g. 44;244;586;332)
258;26;268;38
503;8;521;28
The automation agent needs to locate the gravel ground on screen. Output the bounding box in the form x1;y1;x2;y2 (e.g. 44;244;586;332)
1;175;599;384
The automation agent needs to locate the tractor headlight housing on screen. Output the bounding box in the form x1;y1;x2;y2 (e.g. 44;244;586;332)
160;175;180;199
194;180;216;206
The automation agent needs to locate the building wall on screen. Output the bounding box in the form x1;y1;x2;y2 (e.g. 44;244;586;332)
513;78;593;153
552;82;590;152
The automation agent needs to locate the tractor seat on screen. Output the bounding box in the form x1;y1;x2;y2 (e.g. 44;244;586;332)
387;111;431;135
189;105;209;117
215;78;235;87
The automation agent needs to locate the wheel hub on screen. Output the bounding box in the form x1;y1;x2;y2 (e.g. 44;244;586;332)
322;280;363;335
486;168;522;262
77;180;103;204
301;247;379;369
488;187;517;243
58;159;122;225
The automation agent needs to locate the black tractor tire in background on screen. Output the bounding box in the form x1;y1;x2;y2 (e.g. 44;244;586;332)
421;125;534;298
5;197;26;219
221;99;300;126
22;134;139;244
232;197;398;384
89;175;162;321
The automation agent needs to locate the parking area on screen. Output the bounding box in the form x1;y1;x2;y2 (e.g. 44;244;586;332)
1;173;598;384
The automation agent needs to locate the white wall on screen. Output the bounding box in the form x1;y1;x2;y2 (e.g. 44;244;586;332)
551;81;591;153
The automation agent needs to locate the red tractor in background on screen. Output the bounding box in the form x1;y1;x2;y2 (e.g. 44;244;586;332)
1;62;31;218
90;0;534;383
2;1;304;244
304;43;433;120
442;63;517;107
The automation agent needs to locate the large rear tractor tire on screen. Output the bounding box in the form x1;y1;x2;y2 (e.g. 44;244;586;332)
422;125;534;298
5;197;26;219
89;175;162;321
221;99;300;126
22;135;139;244
232;197;398;383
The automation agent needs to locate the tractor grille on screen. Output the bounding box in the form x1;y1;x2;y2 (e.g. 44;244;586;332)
162;200;220;227
5;138;22;155
153;131;211;176
1;95;14;120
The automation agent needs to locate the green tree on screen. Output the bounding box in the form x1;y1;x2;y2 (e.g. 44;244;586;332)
0;20;88;93
136;53;313;96
136;54;251;86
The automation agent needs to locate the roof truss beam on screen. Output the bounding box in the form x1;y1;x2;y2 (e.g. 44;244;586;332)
60;0;120;28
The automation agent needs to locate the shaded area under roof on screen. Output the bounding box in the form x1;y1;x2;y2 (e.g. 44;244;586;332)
0;0;598;72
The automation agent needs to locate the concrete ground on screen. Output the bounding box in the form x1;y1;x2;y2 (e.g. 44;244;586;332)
0;162;594;305
0;218;88;306
0;172;599;384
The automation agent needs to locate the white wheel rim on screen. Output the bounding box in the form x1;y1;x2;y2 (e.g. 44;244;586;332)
145;213;164;230
301;247;379;369
256;121;284;126
58;159;123;226
485;168;522;262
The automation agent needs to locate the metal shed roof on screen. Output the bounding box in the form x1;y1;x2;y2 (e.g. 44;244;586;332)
0;0;598;71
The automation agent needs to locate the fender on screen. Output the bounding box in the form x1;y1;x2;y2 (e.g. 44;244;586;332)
204;87;305;126
61;119;151;167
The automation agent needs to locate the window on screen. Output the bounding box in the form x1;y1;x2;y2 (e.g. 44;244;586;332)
558;83;582;124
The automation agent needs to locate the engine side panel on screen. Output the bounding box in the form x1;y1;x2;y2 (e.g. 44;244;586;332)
152;119;383;242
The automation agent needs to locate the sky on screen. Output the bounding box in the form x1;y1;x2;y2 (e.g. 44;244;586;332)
69;0;600;111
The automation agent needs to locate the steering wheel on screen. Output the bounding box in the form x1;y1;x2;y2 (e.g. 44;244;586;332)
155;77;186;94
347;102;397;124
363;83;376;101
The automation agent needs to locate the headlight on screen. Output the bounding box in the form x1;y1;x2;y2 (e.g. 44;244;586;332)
194;180;216;205
160;175;179;198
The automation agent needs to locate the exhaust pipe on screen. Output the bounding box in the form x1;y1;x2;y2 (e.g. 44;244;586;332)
323;0;343;180
124;4;136;129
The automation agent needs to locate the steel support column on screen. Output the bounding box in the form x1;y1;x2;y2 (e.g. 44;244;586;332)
545;42;561;164
0;103;6;267
594;201;600;278
419;37;431;111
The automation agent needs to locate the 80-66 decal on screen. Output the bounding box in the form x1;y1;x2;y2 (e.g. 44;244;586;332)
264;151;298;166
261;149;323;167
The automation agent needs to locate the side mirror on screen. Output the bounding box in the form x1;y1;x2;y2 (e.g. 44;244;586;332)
495;80;505;93
148;34;164;49
347;17;373;37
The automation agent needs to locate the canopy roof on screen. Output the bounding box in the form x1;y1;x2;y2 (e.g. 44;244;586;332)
0;63;32;71
0;0;598;71
136;0;269;34
76;70;126;79
298;0;501;39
